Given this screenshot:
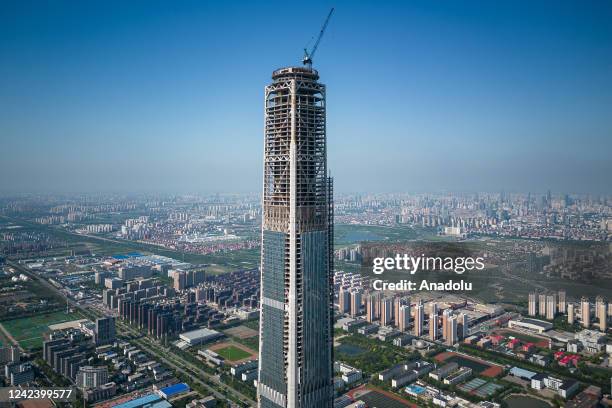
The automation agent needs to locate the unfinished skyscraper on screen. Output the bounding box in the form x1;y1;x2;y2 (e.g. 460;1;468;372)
257;66;333;408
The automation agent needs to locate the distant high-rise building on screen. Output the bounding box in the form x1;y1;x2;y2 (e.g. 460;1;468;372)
338;289;350;314
444;314;457;346
381;298;393;326
429;302;438;316
94;317;115;346
350;290;362;317
457;313;468;339
558;290;566;314
373;292;382;320
398;304;410;332
528;292;537;317
538;294;547;316
394;297;408;326
598;302;607;332
546;294;557;320
429;314;439;341
581;297;591;328
366;294;376;323
596;296;607;332
173;271;186;291
567;303;575;324
257;66;333;408
414;301;424;336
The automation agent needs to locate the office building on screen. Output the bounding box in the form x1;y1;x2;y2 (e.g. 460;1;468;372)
257;66;333;408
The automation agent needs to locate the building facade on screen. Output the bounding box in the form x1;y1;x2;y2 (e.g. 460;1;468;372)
257;66;333;408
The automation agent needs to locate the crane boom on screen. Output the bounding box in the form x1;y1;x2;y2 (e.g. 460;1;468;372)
303;8;334;67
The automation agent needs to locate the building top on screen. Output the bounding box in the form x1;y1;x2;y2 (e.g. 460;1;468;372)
272;66;319;80
179;327;221;341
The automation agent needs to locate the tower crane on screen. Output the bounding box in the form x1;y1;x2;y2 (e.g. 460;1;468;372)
302;8;334;67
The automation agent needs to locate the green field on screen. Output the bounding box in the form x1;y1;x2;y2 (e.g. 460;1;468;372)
214;345;252;361
1;310;86;350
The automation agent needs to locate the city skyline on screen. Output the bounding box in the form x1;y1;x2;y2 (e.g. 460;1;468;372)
2;1;612;194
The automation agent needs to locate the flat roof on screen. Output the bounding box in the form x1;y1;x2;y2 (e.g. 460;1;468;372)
113;394;160;408
509;367;537;379
159;383;189;397
179;328;221;341
519;318;553;327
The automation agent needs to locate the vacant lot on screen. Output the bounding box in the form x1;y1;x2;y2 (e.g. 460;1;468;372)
224;325;258;339
1;310;85;350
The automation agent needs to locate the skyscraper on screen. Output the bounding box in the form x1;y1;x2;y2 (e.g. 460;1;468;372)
414;301;424;337
381;298;393;327
546;294;557;320
394;297;408;327
257;66;333;408
457;313;468;339
339;289;350;314
596;296;607;332
441;309;457;346
558;290;566;314
366;294;376;323
350;290;362;317
429;314;439;341
528;292;537;317
581;297;590;328
398;304;410;332
567;303;575;324
538;294;547;316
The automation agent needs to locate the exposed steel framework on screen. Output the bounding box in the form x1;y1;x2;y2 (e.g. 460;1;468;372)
258;66;333;408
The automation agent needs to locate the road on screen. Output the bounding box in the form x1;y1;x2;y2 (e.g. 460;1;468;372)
6;259;255;406
113;318;255;406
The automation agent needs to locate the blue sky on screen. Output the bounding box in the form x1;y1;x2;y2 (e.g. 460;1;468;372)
1;0;611;194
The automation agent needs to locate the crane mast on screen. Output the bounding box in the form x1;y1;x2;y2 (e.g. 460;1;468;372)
302;8;334;67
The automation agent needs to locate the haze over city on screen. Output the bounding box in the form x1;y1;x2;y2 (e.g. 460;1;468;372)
2;0;611;194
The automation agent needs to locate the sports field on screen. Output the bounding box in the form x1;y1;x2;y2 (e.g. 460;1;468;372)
1;310;86;350
209;342;257;364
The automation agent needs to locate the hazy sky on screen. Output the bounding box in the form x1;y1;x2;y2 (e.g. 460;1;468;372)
1;0;611;194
